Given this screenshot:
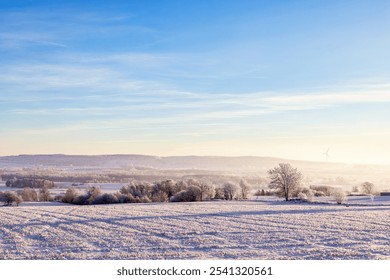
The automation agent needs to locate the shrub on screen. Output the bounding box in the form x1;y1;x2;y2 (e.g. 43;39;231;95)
19;188;38;202
295;187;314;202
333;188;347;204
170;186;202;202
72;186;102;205
151;190;168;202
73;194;89;205
94;193;119;204
116;193;135;203
62;187;79;203
39;186;53;202
297;192;308;201
0;191;23;206
310;185;334;196
313;190;326;197
139;196;151;203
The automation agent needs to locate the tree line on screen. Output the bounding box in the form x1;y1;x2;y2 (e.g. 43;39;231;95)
1;162;378;206
60;178;251;205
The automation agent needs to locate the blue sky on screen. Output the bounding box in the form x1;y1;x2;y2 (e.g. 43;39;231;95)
1;0;390;164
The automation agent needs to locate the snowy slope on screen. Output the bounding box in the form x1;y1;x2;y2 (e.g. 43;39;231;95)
0;199;389;260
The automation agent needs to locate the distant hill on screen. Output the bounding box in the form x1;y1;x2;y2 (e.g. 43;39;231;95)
0;153;376;172
0;154;334;170
1;154;390;186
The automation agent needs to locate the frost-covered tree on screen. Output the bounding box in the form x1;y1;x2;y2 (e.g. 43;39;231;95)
361;182;375;195
268;163;302;201
152;180;176;201
186;179;215;201
214;187;225;199
223;182;239;200
239;179;251;199
121;181;152;198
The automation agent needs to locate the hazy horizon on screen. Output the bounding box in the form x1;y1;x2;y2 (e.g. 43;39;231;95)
1;152;390;167
1;1;390;165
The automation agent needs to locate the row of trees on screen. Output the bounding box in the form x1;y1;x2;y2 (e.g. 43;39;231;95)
5;178;55;189
2;162;378;206
60;178;252;205
266;163;379;203
0;187;54;206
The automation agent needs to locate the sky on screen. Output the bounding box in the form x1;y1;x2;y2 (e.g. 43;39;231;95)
1;0;390;164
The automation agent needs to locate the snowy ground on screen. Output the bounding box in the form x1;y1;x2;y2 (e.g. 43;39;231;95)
0;198;389;260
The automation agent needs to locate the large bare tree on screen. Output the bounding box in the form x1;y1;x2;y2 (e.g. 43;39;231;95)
268;163;302;201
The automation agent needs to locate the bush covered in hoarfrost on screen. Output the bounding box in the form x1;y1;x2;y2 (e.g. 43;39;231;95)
0;191;23;206
170;186;202;202
333;188;347;204
310;185;335;197
295;187;314;202
18;188;38;202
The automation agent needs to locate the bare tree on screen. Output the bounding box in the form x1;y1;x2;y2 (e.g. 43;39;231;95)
268;163;302;201
361;182;375;195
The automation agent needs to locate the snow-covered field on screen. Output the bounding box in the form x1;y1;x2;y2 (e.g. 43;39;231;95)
0;198;389;260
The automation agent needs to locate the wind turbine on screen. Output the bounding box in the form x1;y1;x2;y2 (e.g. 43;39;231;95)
323;148;330;162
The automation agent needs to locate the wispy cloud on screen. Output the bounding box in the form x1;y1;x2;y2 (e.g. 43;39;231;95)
0;31;67;48
263;91;390;107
